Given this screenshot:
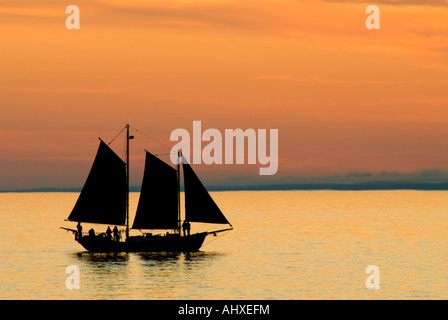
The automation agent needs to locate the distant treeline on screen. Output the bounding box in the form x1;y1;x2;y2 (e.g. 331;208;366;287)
204;181;448;191
2;181;448;193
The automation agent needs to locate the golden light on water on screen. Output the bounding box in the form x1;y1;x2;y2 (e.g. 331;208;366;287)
0;190;447;299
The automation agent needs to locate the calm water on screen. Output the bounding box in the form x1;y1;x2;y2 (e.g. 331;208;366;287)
0;191;447;300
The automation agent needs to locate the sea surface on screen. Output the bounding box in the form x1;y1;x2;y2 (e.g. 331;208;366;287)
0;191;447;300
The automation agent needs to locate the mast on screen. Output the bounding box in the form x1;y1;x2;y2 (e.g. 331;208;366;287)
125;124;131;239
177;150;181;234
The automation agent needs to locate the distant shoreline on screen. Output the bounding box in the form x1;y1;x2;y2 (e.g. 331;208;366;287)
1;181;447;193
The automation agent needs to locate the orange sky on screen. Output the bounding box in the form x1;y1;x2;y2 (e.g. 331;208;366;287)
0;0;447;190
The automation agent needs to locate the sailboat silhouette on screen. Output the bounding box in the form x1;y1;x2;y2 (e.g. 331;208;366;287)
61;124;233;252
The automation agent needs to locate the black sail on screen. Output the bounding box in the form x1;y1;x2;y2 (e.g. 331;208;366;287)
183;159;231;225
132;151;179;230
68;140;127;225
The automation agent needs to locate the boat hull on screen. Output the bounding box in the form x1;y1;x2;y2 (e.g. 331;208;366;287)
77;232;208;253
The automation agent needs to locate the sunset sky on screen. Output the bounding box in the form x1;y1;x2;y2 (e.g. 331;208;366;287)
0;0;447;190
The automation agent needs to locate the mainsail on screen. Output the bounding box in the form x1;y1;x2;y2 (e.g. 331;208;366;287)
132;151;179;230
182;158;231;225
67;140;127;225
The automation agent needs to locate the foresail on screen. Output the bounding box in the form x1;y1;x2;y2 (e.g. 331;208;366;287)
67;140;127;225
132;151;179;230
182;157;231;225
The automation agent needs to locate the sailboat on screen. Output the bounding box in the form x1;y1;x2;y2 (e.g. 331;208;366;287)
61;124;233;252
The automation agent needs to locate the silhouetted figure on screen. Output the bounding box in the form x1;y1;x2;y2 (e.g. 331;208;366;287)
106;226;112;239
89;228;95;237
182;220;187;236
76;222;82;240
182;220;191;236
113;226;119;241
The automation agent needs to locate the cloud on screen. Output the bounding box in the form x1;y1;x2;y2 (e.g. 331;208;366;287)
250;75;448;85
344;172;373;178
1;87;124;94
204;169;448;187
0;0;294;36
321;0;448;6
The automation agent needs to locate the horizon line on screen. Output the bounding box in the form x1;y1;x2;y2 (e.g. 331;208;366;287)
1;181;448;193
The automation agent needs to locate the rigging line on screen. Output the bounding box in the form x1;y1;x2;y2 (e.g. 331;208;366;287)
202;230;231;248
108;126;126;146
121;135;127;161
130;125;173;151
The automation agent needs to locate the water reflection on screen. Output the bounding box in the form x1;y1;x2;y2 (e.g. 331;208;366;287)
183;251;226;263
70;250;225;267
135;251;227;276
73;251;130;264
136;251;182;262
136;251;225;263
72;252;131;279
70;250;226;274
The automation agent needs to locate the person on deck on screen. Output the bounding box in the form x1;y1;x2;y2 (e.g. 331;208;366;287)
182;220;191;236
106;226;112;239
113;226;119;241
186;221;191;236
76;222;82;240
88;228;95;237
